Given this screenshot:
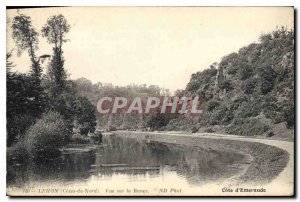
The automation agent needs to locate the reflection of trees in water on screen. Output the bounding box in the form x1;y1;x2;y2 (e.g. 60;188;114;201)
95;136;247;185
7;165;30;188
174;148;246;185
8;135;247;188
7;151;96;187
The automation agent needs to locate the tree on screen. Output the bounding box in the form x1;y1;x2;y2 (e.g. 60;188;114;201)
12;14;46;117
238;62;253;80
243;78;257;95
218;79;233;92
12;14;39;66
73;97;97;135
6;53;36;145
283;102;294;129
258;66;277;94
206;100;220;112
42;14;71;96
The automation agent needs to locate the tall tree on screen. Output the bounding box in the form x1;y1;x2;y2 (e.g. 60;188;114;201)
12;14;40;76
11;14;46;117
42;14;70;96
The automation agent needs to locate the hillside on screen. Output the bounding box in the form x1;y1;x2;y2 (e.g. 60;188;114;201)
167;27;294;139
73;27;294;140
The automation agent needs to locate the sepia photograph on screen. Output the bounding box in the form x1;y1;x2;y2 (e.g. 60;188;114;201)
5;6;295;197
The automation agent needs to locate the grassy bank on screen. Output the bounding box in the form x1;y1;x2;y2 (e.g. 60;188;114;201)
112;131;289;185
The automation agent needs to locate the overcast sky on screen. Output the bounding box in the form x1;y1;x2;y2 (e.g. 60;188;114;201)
7;7;294;93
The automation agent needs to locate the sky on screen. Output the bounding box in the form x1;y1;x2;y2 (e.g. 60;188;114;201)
6;7;294;93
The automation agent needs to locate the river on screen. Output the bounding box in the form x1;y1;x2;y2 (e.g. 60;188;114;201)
7;134;250;195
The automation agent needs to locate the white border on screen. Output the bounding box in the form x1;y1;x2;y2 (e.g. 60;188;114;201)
1;1;298;202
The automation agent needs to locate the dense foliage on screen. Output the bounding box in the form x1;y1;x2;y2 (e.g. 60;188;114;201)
24;111;69;160
174;27;294;136
7;12;294;161
70;27;294;137
7;14;97;161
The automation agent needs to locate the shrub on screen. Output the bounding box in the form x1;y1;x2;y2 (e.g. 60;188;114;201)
218;79;233;91
283;103;294;128
73;96;97;136
243;78;257;95
206;100;220;112
227;65;239;75
24;111;70;160
262;102;284;124
239;63;254;80
166;117;195;131
185;67;217;92
209;106;233;125
227;118;270;136
235;101;261;119
258;66;277;94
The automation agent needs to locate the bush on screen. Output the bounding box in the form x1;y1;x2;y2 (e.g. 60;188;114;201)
218;79;233;91
146;113;171;131
227;118;270;136
243;78;257;95
283;103;294;128
227;64;239;75
258;66;277;94
209;107;227;125
74;96;97;136
166;117;195;131
206;100;220;112
239;63;254;80
235;101;261;119
24;111;70;160
262;101;284;124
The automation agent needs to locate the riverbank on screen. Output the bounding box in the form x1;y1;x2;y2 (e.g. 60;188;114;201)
112;131;293;196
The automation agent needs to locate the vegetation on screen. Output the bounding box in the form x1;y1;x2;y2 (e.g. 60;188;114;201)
7;11;294;166
73;96;97;135
42;14;70;96
7;13;97;163
227;118;270;136
67;27;294;137
24;111;70;160
12;14;46;117
167;27;294;137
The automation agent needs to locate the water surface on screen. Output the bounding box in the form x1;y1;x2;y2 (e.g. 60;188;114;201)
7;134;249;194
